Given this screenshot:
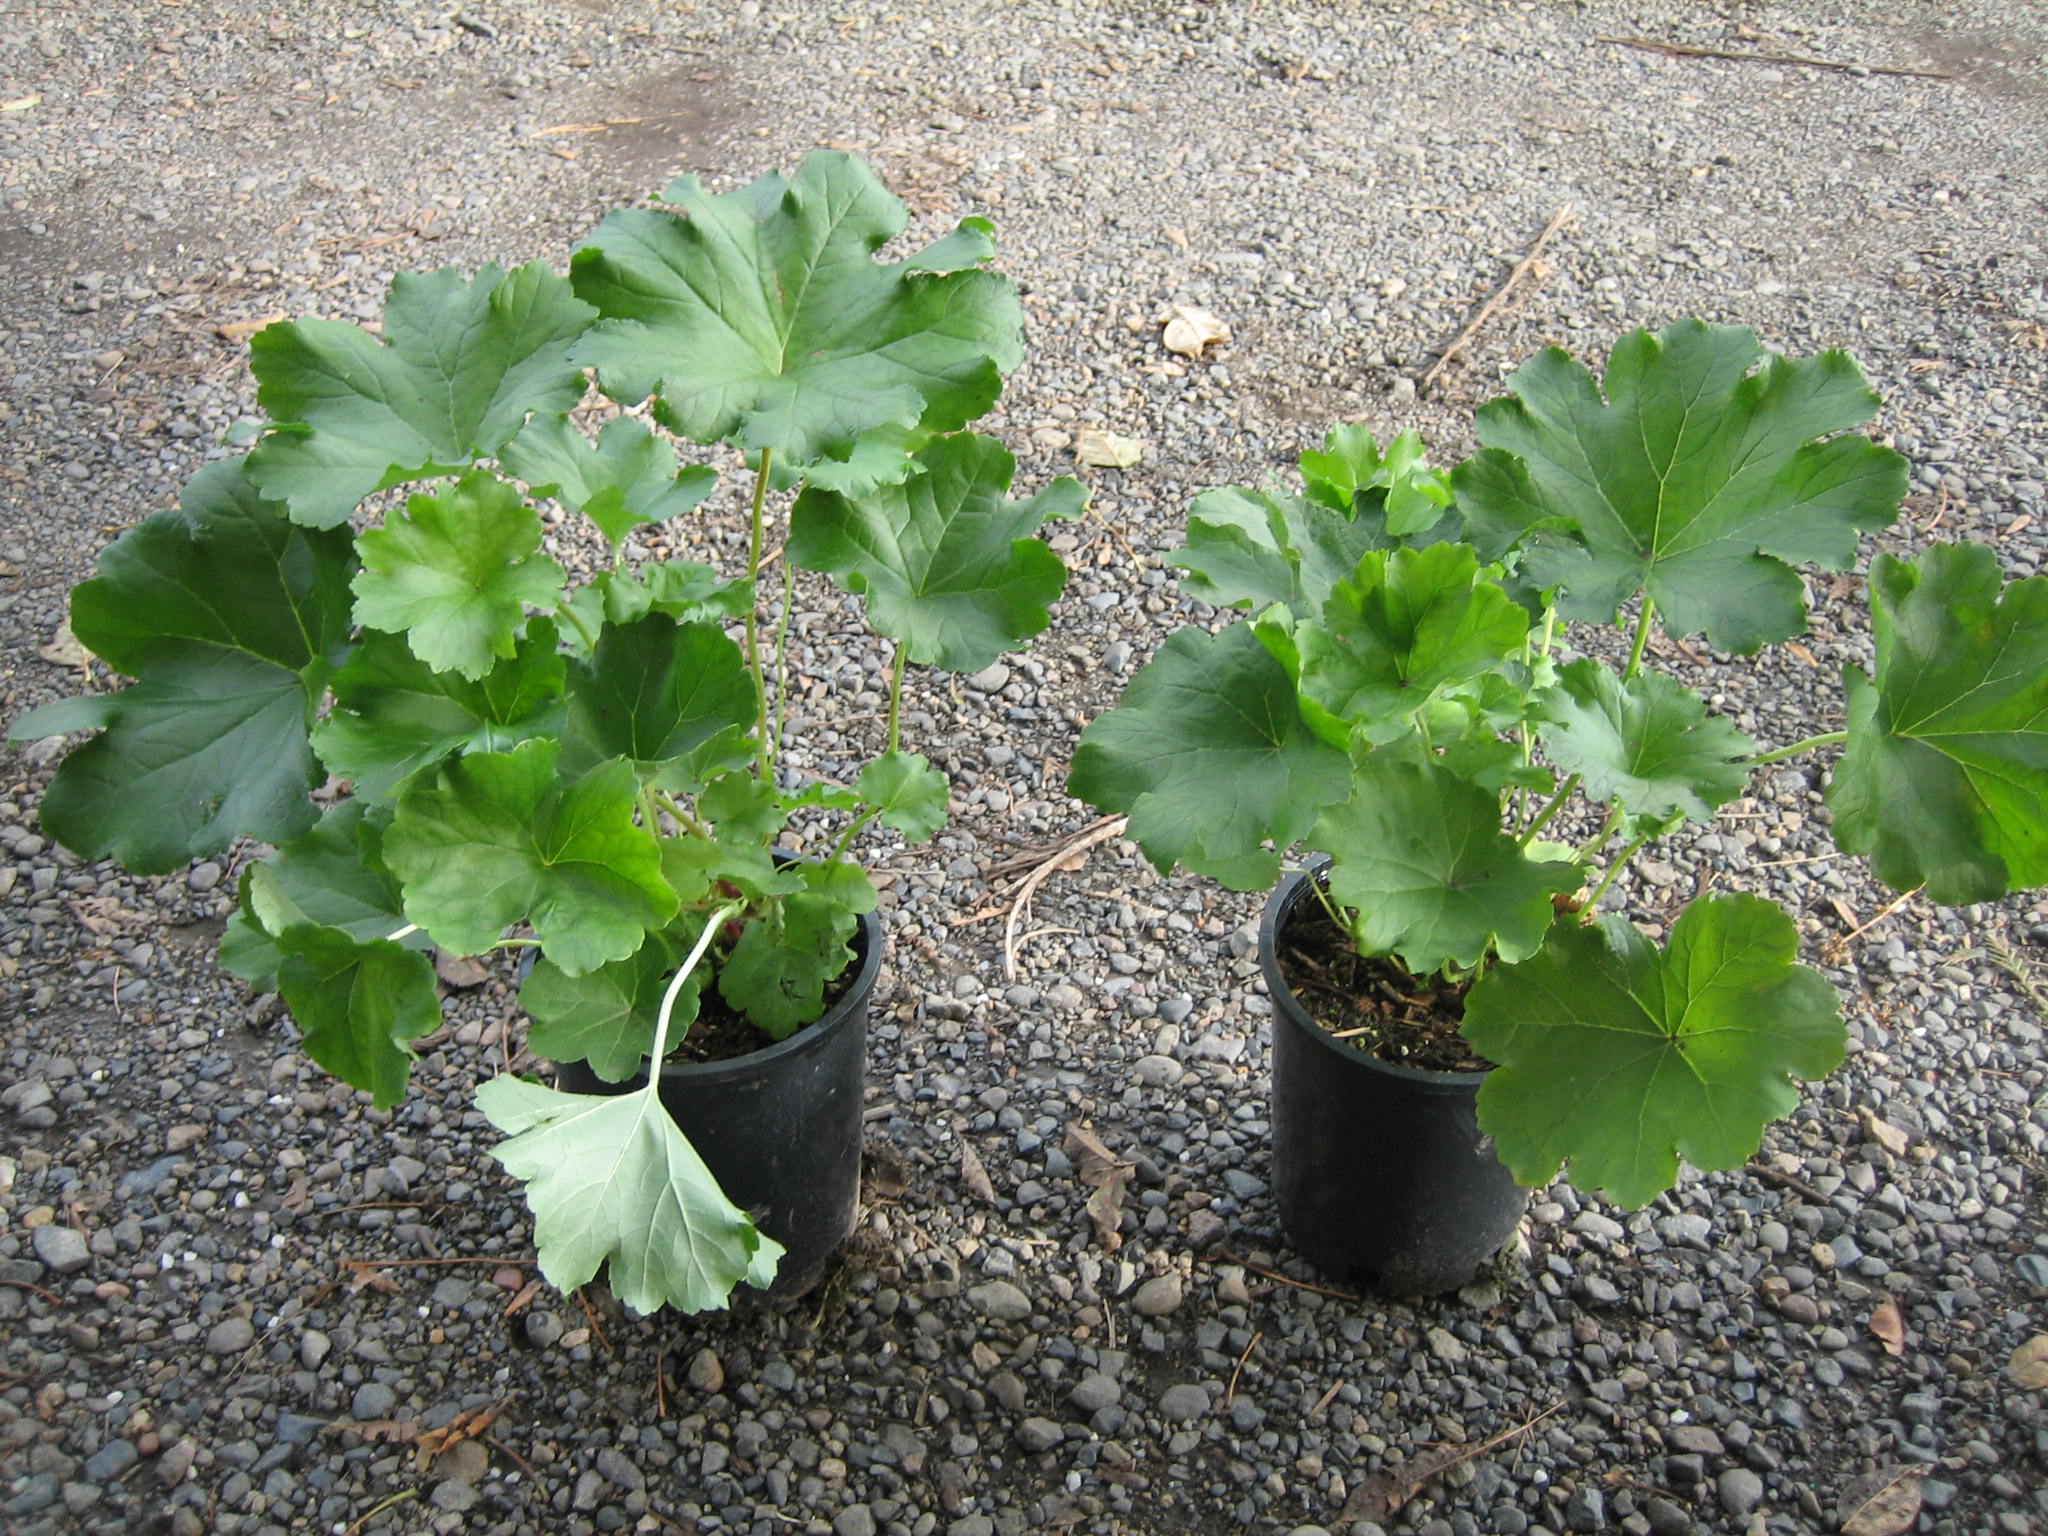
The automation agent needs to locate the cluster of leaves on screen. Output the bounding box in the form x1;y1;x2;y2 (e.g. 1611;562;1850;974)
1074;319;2048;1209
12;153;1083;1312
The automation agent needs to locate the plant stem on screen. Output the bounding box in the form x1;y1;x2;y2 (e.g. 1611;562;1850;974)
885;643;908;754
1519;774;1581;846
1573;803;1621;864
1582;832;1651;915
639;782;662;836
385;923;418;943
655;791;712;840
827;808;881;865
1624;596;1656;680
768;560;796;773
648;903;738;1067
744;447;775;769
556;597;599;654
1749;730;1847;766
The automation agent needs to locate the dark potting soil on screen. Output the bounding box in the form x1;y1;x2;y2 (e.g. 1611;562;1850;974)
1276;901;1495;1073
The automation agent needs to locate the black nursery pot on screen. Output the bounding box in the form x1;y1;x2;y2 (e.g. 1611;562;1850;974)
554;905;883;1303
1261;863;1528;1294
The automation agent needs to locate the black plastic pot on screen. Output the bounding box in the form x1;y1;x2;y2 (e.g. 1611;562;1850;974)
553;904;883;1303
1262;863;1528;1294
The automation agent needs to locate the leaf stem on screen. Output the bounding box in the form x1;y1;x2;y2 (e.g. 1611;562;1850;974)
385;923;419;944
647;904;738;1076
1582;832;1651;915
886;643;908;754
1519;774;1581;846
638;782;662;836
1749;730;1846;766
744;447;774;769
827;807;882;865
556;597;599;654
1572;803;1621;864
768;559;796;773
655;791;712;839
1623;597;1656;680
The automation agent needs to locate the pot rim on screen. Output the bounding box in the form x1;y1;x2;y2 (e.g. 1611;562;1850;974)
1260;858;1492;1090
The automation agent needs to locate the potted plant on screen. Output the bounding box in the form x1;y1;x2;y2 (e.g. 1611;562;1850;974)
9;152;1084;1313
1070;320;2048;1290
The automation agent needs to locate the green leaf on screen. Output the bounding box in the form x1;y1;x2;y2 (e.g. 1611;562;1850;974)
273;924;442;1110
561;616;755;783
856;750;949;841
221;801;429;988
501;413;717;547
1462;894;1845;1209
247;262;596;527
14;652;323;874
523;930;692;1083
478;1073;782;1314
1456;320;1907;652
352;471;566;681
789;433;1080;672
383;740;677;974
558;562;753;655
1175;483;1450;618
1068;623;1352;890
1829;544;2048;903
1292;544;1530;744
1299;426;1452;536
69;458;356;677
1538;659;1756;824
1314;754;1577;974
313;623;567;800
718;878;863;1038
571;151;1022;466
698;771;788;846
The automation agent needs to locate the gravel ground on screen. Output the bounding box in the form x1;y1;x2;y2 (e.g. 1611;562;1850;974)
3;3;2047;1535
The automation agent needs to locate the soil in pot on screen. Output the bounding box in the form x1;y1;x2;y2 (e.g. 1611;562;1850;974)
1262;865;1529;1295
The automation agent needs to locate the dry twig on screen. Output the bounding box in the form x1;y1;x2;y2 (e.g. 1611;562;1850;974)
1598;34;1953;81
1002;815;1129;979
1204;1250;1361;1304
1225;1330;1265;1406
1418;205;1575;395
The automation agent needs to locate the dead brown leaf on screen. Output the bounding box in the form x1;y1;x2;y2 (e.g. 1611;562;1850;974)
1836;1465;1925;1536
2010;1335;2048;1390
37;621;92;669
434;952;490;989
1074;428;1144;468
216;314;286;344
1867;1297;1906;1357
958;1135;997;1206
1083;1180;1125;1252
501;1279;542;1319
326;1418;419;1445
1339;1442;1474;1525
1160;304;1229;357
414;1397;512;1470
1065;1124;1133;1252
342;1261;401;1296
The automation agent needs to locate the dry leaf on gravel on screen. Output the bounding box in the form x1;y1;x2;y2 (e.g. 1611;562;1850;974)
1160;303;1229;356
1867;1297;1906;1356
37;621;91;669
957;1133;997;1205
414;1397;512;1470
1075;428;1145;468
1836;1465;1926;1536
326;1418;419;1445
434;952;491;989
217;314;286;344
1065;1123;1133;1251
2010;1335;2048;1390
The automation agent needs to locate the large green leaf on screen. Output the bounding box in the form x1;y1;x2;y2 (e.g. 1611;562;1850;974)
1462;894;1845;1209
788;433;1080;671
313;623;566;800
1174;484;1450;618
522;931;691;1083
1538;659;1756;825
571;151;1022;473
1829;544;2048;903
383;740;677;973
501;412;717;548
1067;623;1352;890
1455;320;1907;652
479;1074;782;1314
221;802;430;988
1314;754;1576;974
69;458;356;677
273;923;443;1110
560;616;756;781
352;471;566;681
1291;544;1529;743
12;652;323;874
247;262;596;528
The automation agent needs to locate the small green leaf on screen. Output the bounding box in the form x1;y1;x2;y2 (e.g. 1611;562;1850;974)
698;771;787;846
1456;320;1908;652
1068;623;1352;890
558;562;753;655
1314;754;1576;974
561;617;755;782
718;882;862;1038
273;923;442;1110
352;471;566;681
221;801;429;988
1299;426;1451;536
856;750;949;841
1538;659;1756;824
384;740;677;974
523;930;692;1083
1462;894;1845;1209
1176;483;1453;618
313;623;567;800
502;413;717;547
789;433;1080;673
571;152;1022;465
1830;544;2048;903
478;1074;782;1313
1293;544;1530;743
248;262;596;528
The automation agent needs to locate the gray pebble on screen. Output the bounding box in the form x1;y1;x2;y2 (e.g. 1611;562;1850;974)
1717;1467;1765;1516
82;1439;138;1481
1015;1417;1064;1452
205;1315;255;1354
351;1382;398;1420
1157;1383;1209;1423
32;1224;90;1274
967;1280;1031;1321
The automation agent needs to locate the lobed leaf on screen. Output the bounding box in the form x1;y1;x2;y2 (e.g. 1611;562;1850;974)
560;615;756;785
1175;483;1451;619
1298;426;1452;536
522;930;692;1083
1829;544;2048;903
717;863;871;1038
272;923;442;1110
1538;659;1756;824
1462;894;1845;1209
501;412;717;548
855;750;950;842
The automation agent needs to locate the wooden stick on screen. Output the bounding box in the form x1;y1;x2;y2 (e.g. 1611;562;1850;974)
1205;1250;1361;1304
1224;1330;1264;1406
1002;815;1129;980
1418;205;1575;395
1598;35;1953;81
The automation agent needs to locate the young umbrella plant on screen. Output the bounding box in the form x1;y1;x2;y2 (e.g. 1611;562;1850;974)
11;152;1084;1312
1071;319;2048;1210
